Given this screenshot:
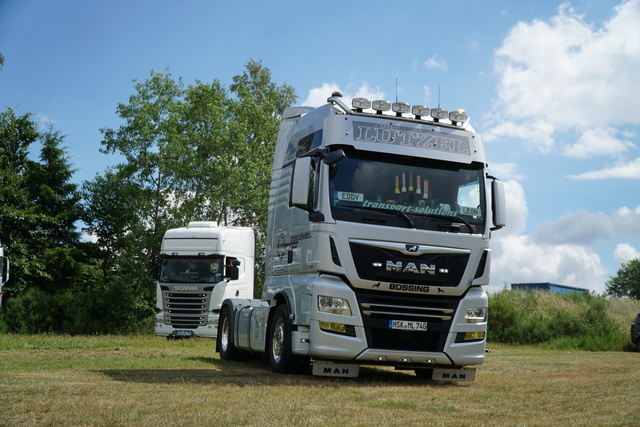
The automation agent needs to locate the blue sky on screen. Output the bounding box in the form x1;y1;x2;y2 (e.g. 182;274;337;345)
1;0;639;293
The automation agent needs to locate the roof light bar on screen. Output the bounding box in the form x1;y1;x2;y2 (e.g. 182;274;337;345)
372;100;391;114
343;97;469;127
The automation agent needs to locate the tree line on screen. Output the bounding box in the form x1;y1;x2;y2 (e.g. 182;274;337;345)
0;60;295;333
1;58;639;334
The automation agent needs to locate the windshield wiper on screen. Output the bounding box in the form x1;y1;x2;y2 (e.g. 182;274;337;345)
353;205;415;228
423;213;476;234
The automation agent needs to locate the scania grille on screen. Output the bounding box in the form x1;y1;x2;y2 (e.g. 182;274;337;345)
162;291;211;328
354;288;460;352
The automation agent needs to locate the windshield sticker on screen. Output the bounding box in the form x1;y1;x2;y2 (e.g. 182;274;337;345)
460;206;481;216
352;121;471;156
334;191;364;203
334;190;458;217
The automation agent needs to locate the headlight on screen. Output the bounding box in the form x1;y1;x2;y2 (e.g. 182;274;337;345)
463;307;487;323
318;296;352;316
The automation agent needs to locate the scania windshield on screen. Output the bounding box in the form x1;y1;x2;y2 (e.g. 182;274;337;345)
159;256;224;283
328;150;486;233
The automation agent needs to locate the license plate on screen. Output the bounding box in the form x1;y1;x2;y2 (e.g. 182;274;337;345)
174;330;195;337
389;320;428;331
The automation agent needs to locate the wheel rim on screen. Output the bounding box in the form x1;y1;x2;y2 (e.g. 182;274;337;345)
272;317;285;363
220;315;229;352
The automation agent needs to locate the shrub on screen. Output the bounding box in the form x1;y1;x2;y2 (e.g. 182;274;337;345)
488;290;639;351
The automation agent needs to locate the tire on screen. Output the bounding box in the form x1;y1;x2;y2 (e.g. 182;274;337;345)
414;368;434;380
218;306;243;361
268;304;310;374
636;339;640;352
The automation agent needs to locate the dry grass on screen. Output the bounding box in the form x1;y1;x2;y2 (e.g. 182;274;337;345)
0;335;638;426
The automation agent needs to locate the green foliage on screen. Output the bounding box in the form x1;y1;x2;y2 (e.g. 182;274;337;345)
488;290;639;351
0;60;295;334
84;59;296;300
0;109;102;333
606;258;640;299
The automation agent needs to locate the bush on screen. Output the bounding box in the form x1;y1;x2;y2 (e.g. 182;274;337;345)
488;290;639;351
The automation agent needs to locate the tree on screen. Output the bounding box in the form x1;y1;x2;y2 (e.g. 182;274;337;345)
606;258;640;300
84;60;296;302
0;109;98;333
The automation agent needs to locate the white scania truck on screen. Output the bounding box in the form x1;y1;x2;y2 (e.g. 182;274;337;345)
0;241;9;307
217;94;506;381
154;222;254;338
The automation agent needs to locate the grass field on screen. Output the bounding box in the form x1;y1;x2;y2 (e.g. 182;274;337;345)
0;334;637;426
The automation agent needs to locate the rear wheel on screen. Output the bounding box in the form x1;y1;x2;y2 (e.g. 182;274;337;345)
269;304;310;374
218;306;242;361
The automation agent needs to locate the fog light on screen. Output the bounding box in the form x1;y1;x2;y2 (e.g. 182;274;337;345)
319;321;347;334
455;331;486;343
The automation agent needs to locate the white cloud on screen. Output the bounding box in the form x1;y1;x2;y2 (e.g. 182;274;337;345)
490;0;640;152
568;157;640;179
487;162;524;181
484;120;556;153
301;82;342;107
491;234;607;293
301;82;385;108
614;243;640;264
533;206;640;245
424;54;448;71
485;165;634;294
564;127;635;158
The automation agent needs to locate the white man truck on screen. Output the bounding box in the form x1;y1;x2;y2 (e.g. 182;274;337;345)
154;222;254;338
0;241;8;307
217;94;506;381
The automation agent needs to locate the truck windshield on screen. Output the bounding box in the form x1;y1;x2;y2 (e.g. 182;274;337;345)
159;257;224;283
328;150;486;233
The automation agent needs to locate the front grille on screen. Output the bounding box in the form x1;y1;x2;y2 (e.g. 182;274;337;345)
161;289;212;329
354;288;461;352
349;240;470;287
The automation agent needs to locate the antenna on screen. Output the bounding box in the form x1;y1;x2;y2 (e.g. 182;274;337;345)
395;77;398;103
438;85;441;108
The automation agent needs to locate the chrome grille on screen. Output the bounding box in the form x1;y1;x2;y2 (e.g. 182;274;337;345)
162;290;212;328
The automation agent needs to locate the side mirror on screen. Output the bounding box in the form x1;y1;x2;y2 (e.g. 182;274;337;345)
291;156;312;208
491;180;507;231
225;260;240;281
323;149;345;165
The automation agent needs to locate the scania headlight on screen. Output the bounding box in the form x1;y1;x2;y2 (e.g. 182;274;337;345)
318;296;352;316
463;307;487;323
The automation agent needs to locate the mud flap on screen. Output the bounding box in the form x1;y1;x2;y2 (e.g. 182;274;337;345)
432;367;475;382
312;361;360;378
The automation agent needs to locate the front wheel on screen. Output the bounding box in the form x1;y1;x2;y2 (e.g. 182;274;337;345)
269;304;310;374
218;306;243;361
414;368;434;380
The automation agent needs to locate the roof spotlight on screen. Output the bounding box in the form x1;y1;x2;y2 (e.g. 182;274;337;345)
372;100;391;114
